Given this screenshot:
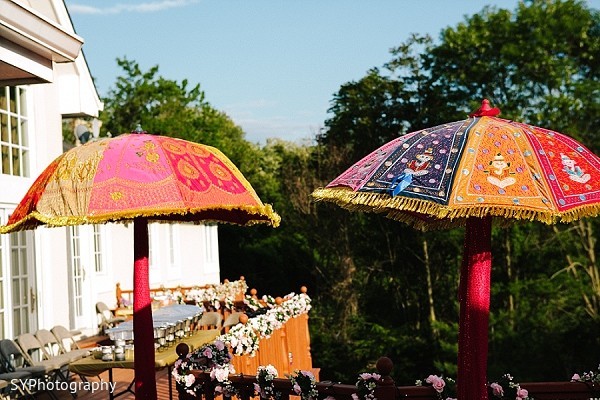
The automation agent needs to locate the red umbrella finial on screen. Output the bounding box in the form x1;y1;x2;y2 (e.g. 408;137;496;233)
469;99;501;117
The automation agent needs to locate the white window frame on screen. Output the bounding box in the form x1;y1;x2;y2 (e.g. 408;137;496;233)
92;224;105;274
0;86;30;177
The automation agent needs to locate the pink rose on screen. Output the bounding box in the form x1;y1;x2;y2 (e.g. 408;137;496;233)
516;387;528;400
490;382;504;397
293;383;301;395
302;370;314;378
426;375;446;393
571;374;581;381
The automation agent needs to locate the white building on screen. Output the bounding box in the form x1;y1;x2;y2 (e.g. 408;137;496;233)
0;0;220;338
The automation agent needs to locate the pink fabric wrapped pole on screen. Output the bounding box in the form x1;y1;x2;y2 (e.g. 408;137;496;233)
133;218;157;399
458;216;492;400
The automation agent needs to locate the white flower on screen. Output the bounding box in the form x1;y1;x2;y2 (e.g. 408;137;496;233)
211;366;231;383
265;364;278;377
184;373;196;388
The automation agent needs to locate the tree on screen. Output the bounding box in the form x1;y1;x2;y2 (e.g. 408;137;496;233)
429;0;600;147
313;0;600;382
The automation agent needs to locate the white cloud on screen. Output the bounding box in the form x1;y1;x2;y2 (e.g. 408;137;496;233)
234;115;321;145
69;0;198;15
220;99;324;144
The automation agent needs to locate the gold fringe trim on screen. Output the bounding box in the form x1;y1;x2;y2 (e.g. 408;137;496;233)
311;187;600;231
0;203;280;234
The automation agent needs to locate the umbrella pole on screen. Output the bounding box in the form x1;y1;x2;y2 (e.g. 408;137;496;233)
458;216;492;400
133;218;158;399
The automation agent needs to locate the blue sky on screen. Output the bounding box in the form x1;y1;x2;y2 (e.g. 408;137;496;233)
65;0;599;145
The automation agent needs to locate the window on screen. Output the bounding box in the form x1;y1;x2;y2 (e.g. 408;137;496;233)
0;87;29;177
0;210;35;338
68;227;84;319
10;230;30;336
93;225;104;273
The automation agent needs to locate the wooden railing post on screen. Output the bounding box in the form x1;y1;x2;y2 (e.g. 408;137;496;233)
116;282;122;308
175;343;193;400
375;357;397;400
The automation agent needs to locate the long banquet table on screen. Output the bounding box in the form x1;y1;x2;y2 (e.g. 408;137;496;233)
69;329;220;400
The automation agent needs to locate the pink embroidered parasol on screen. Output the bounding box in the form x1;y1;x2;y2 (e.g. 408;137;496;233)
1;131;280;399
312;100;600;400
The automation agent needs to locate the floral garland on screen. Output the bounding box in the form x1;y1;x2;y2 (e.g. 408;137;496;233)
488;374;529;400
289;370;318;400
184;279;248;310
262;294;276;307
254;364;279;399
244;295;263;311
219;291;312;356
572;364;600;383
415;372;532;400
416;374;456;400
172;339;236;398
221;321;261;356
352;372;381;400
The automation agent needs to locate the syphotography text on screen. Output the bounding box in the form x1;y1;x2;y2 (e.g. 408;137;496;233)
11;378;116;394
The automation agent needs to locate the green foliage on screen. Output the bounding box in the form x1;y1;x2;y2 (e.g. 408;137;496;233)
430;0;600;147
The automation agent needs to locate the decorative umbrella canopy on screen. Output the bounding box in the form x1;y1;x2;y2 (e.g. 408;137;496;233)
1;131;280;400
1;133;280;231
312;100;600;400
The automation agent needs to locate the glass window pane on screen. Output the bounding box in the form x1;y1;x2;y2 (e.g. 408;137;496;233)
21;148;29;177
0;87;6;110
10;117;17;144
19;88;26;115
12;278;20;304
22;308;29;334
12;147;20;176
19;246;26;275
8;88;16;113
1;114;7;143
12;309;20;337
1;146;6;175
20;119;28;147
10;250;18;276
